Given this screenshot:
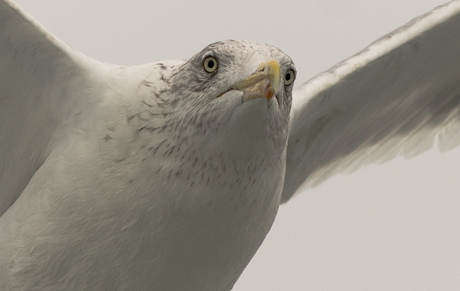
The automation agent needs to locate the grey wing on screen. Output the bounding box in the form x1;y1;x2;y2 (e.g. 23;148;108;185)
0;0;105;216
282;0;460;203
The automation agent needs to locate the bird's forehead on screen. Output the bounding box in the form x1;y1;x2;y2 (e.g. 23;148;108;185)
195;40;294;68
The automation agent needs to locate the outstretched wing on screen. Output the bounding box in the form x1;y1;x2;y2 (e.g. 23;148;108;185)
0;0;103;216
282;1;460;203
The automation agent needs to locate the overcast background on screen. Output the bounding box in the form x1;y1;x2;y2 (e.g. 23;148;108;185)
13;0;460;290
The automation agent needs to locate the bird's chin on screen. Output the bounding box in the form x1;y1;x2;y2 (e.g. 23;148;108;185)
229;96;273;133
217;89;277;109
217;97;279;160
215;89;279;121
211;89;279;142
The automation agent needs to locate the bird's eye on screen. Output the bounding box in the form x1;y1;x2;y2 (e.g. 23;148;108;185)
203;56;218;73
284;69;295;86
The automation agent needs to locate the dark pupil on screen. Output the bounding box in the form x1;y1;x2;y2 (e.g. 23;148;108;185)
207;59;215;68
286;73;291;81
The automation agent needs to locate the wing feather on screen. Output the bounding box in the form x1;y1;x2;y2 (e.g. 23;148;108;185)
0;0;103;216
282;0;460;203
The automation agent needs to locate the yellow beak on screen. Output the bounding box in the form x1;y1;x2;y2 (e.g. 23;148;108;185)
232;60;281;102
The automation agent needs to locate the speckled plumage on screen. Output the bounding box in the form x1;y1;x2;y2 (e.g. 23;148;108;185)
0;13;296;288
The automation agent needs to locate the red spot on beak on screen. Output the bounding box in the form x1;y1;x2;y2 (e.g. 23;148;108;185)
265;87;275;99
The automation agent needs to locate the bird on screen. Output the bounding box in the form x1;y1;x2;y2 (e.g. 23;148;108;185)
1;0;460;290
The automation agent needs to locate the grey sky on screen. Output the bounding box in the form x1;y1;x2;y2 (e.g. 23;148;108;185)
14;0;460;290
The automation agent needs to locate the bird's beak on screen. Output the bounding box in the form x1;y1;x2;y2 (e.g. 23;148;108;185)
220;60;281;103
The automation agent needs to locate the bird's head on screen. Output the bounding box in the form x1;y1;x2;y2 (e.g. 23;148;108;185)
135;40;296;161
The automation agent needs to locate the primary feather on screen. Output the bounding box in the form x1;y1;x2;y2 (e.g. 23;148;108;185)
283;0;460;202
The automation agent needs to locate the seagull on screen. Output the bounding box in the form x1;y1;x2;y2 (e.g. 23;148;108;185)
1;0;460;290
